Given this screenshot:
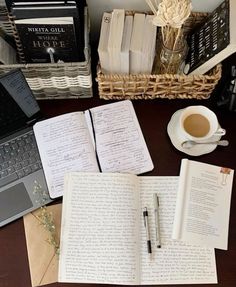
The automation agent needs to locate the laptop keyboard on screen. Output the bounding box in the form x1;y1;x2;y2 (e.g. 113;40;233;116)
0;130;42;188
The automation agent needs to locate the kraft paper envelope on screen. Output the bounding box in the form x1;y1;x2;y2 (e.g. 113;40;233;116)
23;203;62;287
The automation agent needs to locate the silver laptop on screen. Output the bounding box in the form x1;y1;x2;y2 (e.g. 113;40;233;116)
0;69;52;227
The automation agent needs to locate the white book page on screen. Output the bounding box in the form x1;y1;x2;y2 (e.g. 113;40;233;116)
172;159;234;250
59;172;140;285
86;100;153;175
139;177;217;285
33;112;99;198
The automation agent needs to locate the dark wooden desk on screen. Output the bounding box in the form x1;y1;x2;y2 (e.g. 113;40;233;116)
0;90;236;287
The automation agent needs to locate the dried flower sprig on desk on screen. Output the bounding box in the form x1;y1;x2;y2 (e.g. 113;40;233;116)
36;206;60;256
33;180;60;256
33;180;50;205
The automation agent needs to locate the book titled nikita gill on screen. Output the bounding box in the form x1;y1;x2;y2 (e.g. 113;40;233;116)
15;17;81;63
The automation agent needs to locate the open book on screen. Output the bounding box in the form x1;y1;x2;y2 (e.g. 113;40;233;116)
59;172;217;285
172;159;234;250
33;100;153;198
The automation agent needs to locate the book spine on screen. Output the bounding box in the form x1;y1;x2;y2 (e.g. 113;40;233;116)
172;158;189;240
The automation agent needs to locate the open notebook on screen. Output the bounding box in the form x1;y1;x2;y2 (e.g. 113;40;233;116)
59;173;217;285
33;100;154;198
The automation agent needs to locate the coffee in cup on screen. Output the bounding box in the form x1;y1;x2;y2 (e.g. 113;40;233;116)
179;106;226;141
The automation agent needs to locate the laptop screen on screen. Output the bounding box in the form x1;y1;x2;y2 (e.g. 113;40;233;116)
0;69;41;139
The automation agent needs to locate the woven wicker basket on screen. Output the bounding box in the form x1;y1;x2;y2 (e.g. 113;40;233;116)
0;5;92;99
96;12;222;100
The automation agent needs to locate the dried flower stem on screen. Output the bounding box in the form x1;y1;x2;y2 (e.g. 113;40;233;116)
37;206;60;256
146;0;158;15
146;0;191;73
146;0;191;49
33;181;60;256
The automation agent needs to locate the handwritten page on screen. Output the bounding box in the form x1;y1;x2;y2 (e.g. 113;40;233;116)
34;101;153;199
85;100;154;175
33;112;99;198
59;172;140;285
59;172;217;285
139;177;217;284
172;159;234;250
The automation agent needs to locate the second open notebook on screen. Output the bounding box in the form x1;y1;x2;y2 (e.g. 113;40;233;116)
59;172;217;285
33;100;154;198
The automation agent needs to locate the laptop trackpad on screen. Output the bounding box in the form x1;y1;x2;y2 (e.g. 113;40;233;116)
0;182;33;222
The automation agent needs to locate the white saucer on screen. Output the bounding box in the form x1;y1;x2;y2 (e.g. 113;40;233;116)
167;109;222;156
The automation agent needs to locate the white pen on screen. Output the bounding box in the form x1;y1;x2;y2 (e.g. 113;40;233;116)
153;193;161;248
143;207;152;255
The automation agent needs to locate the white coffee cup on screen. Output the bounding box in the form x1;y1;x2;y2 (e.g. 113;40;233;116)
178;106;226;141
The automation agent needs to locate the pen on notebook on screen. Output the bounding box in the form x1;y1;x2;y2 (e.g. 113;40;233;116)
143;207;152;255
153;193;161;248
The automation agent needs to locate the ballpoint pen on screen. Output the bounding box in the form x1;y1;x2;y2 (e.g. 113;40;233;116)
153;193;161;248
143;207;152;255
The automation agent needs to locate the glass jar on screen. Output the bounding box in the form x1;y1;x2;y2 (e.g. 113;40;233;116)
153;39;188;74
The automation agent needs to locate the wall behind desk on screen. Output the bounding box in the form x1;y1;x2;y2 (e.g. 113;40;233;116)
87;0;224;43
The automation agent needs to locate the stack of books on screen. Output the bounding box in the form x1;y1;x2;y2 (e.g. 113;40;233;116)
98;9;157;75
6;0;87;63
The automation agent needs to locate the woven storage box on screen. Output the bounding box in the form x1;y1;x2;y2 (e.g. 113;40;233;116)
0;5;92;99
96;12;222;100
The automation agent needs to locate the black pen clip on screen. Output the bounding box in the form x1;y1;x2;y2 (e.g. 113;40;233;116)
143;207;148;227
